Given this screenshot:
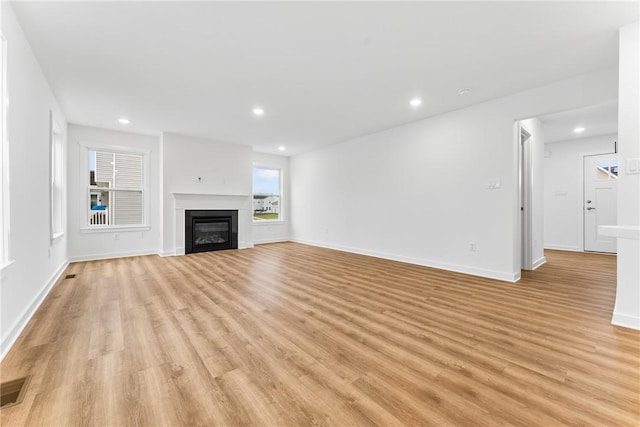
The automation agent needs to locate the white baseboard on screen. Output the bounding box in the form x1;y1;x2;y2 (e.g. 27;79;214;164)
291;238;520;282
68;249;158;262
544;244;583;252
611;312;640;330
253;237;290;245
0;259;69;362
531;256;547;270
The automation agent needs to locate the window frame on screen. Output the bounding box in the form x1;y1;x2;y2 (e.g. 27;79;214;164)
79;141;151;233
49;111;64;241
252;164;284;224
0;31;11;270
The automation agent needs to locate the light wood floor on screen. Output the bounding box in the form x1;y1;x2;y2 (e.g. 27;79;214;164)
1;243;638;426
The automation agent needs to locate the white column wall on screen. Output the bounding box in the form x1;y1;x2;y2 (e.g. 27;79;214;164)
611;21;640;330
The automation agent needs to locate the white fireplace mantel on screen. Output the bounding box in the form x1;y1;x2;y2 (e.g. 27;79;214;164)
172;192;250;198
169;192;253;255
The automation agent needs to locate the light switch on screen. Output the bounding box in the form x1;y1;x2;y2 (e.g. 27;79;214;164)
627;158;640;174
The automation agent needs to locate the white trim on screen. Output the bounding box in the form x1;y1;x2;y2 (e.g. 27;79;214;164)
531;256;547;270
512;122;523;273
68;249;158;262
49;111;65;240
50;231;64;243
519;124;534;270
78;141;150;229
0;32;9;266
253;237;290;245
171;192;250;198
80;225;150;234
578;150;616;252
291;238;520;282
252;164;284;222
0;259;69;362
252;220;286;226
611;312;640;330
0;259;15;274
599;225;640;240
543;244;583;252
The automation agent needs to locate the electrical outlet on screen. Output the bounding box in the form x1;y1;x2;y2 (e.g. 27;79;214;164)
324;228;329;234
114;234;120;241
470;243;477;252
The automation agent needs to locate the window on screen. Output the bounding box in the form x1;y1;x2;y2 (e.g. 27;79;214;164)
0;32;9;266
50;112;64;239
81;142;149;230
253;166;281;221
596;159;619;180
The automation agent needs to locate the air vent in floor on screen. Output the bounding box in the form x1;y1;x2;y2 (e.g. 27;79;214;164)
0;376;31;408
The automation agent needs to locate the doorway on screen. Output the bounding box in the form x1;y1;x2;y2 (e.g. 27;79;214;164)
537;101;618;254
583;153;618;253
519;126;533;270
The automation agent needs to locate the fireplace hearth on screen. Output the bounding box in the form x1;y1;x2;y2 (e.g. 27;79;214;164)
185;210;238;254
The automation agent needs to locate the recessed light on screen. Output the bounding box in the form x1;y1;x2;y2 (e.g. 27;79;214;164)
118;118;130;125
409;98;422;107
573;127;585;133
253;107;264;116
458;88;472;96
278;146;285;151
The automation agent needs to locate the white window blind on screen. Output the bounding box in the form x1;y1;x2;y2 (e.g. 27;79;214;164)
90;150;145;226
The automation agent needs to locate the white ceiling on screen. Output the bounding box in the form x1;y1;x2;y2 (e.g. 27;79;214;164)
10;1;638;155
539;101;619;144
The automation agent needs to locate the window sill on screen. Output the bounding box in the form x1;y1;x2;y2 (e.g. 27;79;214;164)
80;225;151;234
252;220;286;226
0;259;16;275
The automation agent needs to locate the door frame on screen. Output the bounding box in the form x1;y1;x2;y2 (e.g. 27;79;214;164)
514;122;534;273
576;150;616;252
582;152;618;253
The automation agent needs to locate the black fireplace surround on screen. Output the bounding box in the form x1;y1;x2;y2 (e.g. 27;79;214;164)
185;210;238;254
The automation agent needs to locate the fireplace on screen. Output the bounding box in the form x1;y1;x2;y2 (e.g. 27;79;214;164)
185;210;238;254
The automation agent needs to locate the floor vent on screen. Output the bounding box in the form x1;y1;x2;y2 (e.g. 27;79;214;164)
65;274;76;279
0;376;31;408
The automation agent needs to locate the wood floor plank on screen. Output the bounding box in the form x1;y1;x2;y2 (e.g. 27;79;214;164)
1;243;638;426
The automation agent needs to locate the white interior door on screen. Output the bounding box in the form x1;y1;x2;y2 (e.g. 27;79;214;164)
584;153;618;253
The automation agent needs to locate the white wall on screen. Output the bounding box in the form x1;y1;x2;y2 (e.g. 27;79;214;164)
543;134;616;251
612;21;640;330
253;152;290;244
291;68;618;282
0;4;68;359
161;132;253;255
66;125;161;261
519;118;545;269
